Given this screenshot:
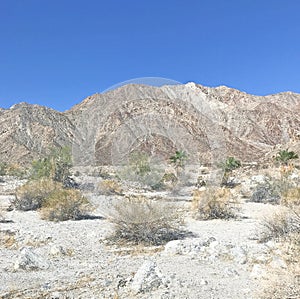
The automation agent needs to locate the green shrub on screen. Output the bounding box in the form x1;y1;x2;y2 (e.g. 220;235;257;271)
41;189;92;221
221;157;241;173
120;151;163;187
30;146;72;183
169;150;187;169
108;195;185;246
129;151;151;177
219;157;241;187
14;178;61;211
0;162;8;176
275;149;298;165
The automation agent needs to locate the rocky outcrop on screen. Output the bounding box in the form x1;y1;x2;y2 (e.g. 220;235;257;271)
0;103;74;164
0;83;299;165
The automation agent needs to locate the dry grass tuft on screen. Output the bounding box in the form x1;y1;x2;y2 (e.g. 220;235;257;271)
260;206;300;299
107;195;186;246
14;178;61;211
98;179;123;195
192;187;239;220
260;272;300;299
40;189;93;221
260;207;300;243
281;187;300;206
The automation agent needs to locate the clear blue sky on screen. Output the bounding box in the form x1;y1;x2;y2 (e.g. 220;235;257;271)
1;0;300;111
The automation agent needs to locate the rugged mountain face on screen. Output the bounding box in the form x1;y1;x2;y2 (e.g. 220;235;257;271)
0;103;74;164
1;83;300;165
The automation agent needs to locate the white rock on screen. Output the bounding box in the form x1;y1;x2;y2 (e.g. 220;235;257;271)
200;279;208;285
14;247;50;271
131;260;166;294
230;246;247;264
270;256;287;269
164;238;212;256
250;175;267;184
164;240;183;255
224;267;239;277
49;245;66;256
250;264;266;279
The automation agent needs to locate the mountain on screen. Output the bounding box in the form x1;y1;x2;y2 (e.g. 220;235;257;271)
1;83;299;166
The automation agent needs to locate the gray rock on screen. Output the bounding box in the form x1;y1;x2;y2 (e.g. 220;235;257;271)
131;260;166;294
14;247;50;271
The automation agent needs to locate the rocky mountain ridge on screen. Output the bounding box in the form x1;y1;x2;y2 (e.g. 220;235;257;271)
1;83;299;165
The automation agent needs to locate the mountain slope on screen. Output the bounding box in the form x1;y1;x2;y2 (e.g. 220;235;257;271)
1;83;299;165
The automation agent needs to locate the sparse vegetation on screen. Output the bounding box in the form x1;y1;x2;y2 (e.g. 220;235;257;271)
40;189;92;221
259;207;300;299
0;162;27;178
128;151;151;177
192;187;239;220
120;151;163;187
0;162;8;176
281;187;300;206
98;179;123;195
14;176;92;221
220;157;241;187
260;208;300;243
170;150;187;175
30;146;72;184
275;149;298;166
220;156;241;173
14;178;61;211
250;179;281;204
107;195;185;246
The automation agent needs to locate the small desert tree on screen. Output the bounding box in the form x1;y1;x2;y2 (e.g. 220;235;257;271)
220;157;241;187
30;146;72;183
170;150;187;176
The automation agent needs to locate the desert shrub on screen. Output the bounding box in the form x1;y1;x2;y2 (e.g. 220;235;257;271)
169;150;187;176
40;189;92;221
259;207;300;299
128;151;151;177
120;152;164;187
281;187;300;206
0;162;8;176
220;156;241;173
250;180;281;204
151;172;178;190
0;162;27;178
260;273;300;299
192;187;239;220
98;179;123;195
14;178;61;211
107;196;185;246
260;208;300;243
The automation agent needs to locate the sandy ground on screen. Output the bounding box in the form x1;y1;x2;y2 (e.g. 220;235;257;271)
0;174;291;299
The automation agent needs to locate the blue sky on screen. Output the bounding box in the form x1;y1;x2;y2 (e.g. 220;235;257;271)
1;0;300;111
